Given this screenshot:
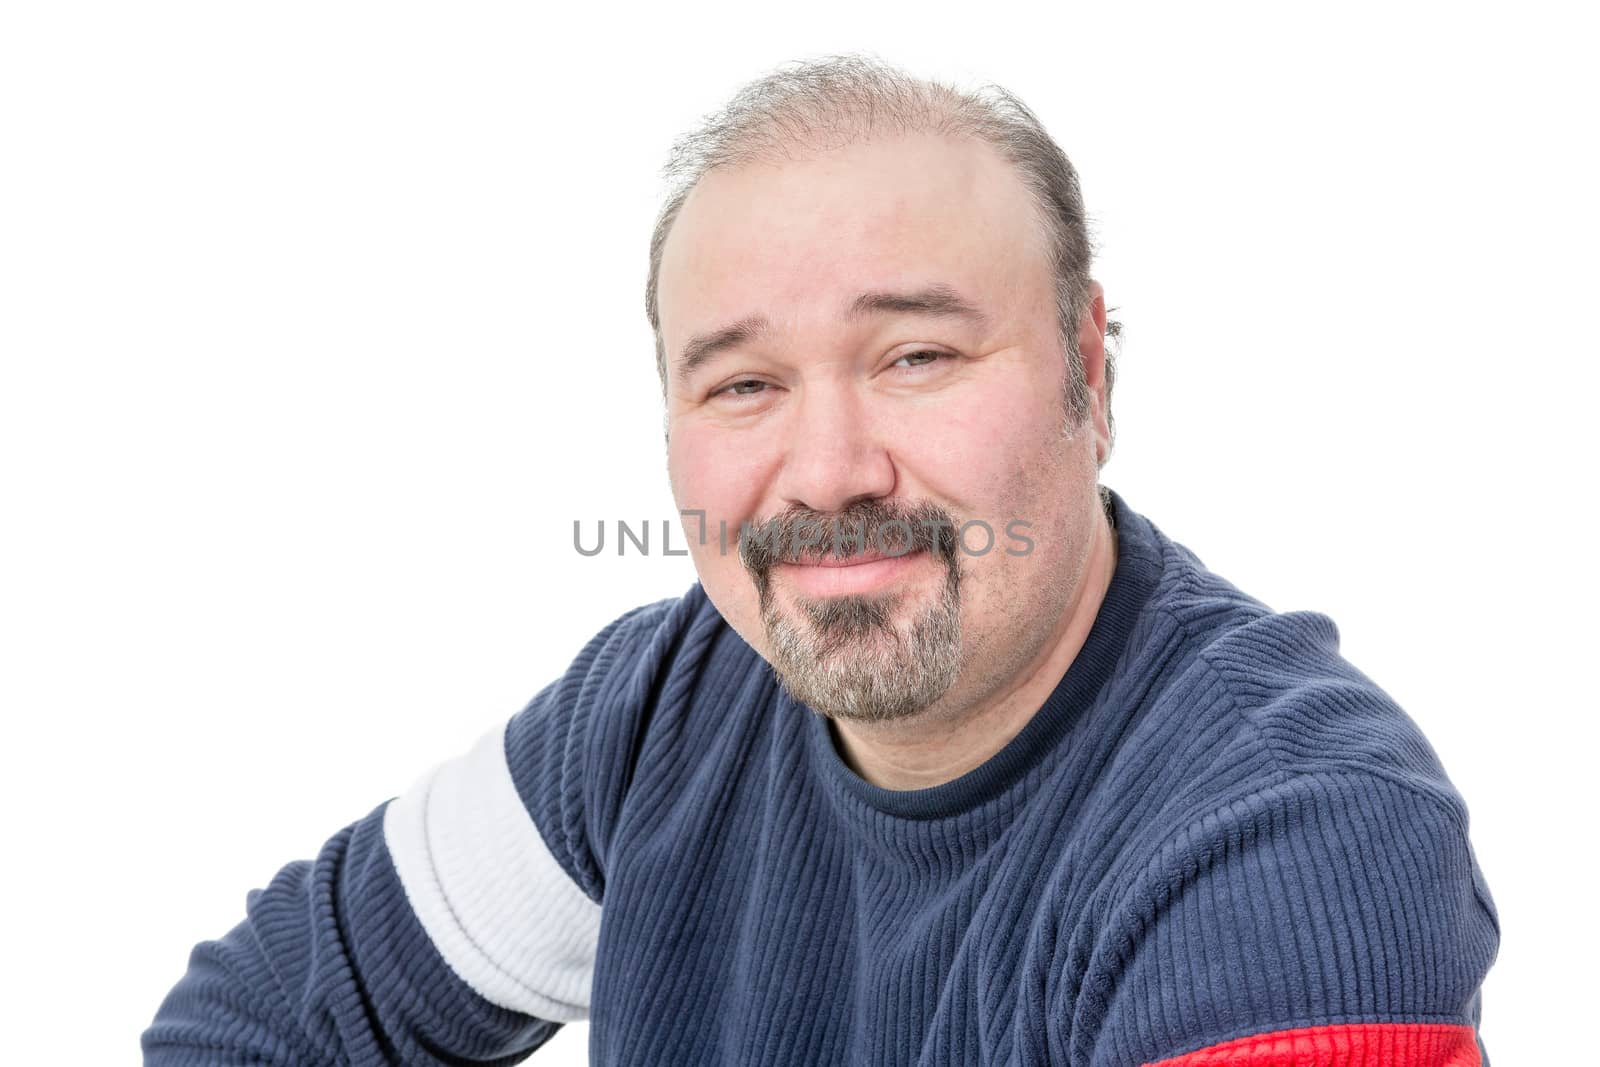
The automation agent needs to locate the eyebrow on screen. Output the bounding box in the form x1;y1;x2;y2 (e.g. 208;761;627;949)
847;284;988;324
678;315;770;382
675;284;988;383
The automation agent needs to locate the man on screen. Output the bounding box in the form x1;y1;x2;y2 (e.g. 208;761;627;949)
145;56;1499;1066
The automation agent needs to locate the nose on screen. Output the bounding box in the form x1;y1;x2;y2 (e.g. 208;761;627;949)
772;381;896;515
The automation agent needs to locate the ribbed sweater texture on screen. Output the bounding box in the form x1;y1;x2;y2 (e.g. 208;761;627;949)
143;488;1499;1065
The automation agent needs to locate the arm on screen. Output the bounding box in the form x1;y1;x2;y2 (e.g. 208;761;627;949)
143;598;684;1065
1075;771;1500;1067
142;795;558;1065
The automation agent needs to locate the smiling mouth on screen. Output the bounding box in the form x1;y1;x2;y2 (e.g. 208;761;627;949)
776;548;930;597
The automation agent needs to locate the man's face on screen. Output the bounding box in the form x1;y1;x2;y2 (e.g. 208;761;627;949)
657;131;1110;725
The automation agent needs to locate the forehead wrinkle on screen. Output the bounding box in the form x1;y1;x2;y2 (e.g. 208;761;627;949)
846;284;990;330
676;280;995;386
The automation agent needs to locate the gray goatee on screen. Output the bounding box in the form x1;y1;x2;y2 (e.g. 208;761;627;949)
739;499;963;723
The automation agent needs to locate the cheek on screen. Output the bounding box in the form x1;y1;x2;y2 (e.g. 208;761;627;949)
894;375;1085;597
667;421;777;640
667;421;773;527
892;374;1063;518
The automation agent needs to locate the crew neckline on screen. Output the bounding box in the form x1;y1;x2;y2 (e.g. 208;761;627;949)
798;486;1162;821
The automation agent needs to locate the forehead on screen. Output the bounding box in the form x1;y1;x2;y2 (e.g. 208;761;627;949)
655;132;1054;349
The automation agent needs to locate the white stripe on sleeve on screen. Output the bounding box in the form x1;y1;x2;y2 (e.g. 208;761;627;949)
383;724;603;1022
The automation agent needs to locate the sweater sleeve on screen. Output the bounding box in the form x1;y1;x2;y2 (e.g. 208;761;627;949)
1077;770;1500;1067
142;597;686;1066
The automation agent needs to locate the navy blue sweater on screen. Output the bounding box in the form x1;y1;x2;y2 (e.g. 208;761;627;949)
144;488;1499;1065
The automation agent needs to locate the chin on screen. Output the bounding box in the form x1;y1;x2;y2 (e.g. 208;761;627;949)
759;572;963;724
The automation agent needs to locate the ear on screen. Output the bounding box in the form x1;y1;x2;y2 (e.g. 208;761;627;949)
1075;281;1113;463
1075;280;1113;466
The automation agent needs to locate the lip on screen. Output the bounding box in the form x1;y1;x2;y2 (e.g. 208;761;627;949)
775;549;928;597
786;549;912;568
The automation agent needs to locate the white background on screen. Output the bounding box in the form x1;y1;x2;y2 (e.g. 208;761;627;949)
2;2;1594;1063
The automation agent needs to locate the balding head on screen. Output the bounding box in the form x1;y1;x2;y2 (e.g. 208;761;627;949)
644;54;1119;451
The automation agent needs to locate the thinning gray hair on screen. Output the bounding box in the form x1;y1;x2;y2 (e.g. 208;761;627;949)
645;54;1121;457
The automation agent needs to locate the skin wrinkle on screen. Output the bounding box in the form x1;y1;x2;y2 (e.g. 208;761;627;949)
679;286;988;386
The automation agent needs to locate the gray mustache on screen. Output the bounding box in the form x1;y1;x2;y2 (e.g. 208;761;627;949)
739;500;960;587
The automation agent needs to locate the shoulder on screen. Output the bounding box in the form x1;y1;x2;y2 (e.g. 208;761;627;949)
509;583;727;750
1078;495;1488;933
1056;502;1499;1061
552;583;723;697
1113;493;1464;818
498;584;734;881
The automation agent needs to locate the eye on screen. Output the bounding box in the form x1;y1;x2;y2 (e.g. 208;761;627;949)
709;378;772;400
891;349;954;370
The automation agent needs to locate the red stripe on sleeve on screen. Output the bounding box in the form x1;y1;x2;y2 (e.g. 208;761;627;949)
1145;1021;1481;1066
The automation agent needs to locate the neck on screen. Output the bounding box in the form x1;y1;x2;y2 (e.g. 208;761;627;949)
829;498;1119;791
